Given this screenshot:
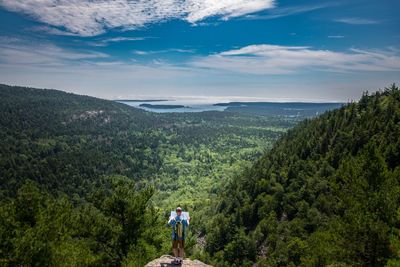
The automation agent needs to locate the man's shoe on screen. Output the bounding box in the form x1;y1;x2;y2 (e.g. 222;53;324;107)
172;258;180;265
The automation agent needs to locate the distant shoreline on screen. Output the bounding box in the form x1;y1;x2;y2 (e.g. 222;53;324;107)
114;99;343;115
115;99;168;102
139;103;187;109
214;101;344;107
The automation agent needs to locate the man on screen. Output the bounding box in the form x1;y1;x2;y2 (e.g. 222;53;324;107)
168;207;189;265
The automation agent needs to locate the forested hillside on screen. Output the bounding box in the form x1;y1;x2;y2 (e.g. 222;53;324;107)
2;84;398;267
0;84;164;196
0;84;297;266
0;84;293;199
203;85;400;266
0;85;169;266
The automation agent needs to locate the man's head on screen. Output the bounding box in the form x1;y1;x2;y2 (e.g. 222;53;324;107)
176;207;182;215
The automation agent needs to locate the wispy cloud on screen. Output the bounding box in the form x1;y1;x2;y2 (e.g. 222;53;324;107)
30;26;82;36
242;2;335;20
0;0;275;36
334;18;380;25
0;39;398;102
132;50;150;56
0;37;108;66
2;35;398;76
133;49;196;55
103;37;146;43
87;37;150;47
328;35;345;38
31;26;151;47
191;44;400;74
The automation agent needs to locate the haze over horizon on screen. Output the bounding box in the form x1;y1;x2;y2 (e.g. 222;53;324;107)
0;0;399;101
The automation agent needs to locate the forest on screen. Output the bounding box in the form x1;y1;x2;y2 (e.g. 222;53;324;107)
0;84;399;266
0;84;298;266
202;84;400;266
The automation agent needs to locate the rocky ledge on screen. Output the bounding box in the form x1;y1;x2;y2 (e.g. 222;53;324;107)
145;255;212;267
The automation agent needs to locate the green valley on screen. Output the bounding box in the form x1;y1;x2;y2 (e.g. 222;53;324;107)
0;84;399;267
0;84;299;266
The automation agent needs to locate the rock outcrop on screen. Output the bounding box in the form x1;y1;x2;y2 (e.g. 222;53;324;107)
145;255;212;267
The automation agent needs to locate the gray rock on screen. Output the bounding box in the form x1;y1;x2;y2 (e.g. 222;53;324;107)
145;255;212;267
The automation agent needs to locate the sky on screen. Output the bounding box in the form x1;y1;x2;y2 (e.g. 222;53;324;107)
0;0;399;102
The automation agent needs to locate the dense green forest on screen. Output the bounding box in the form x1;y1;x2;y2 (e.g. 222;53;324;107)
0;84;298;266
202;84;400;266
1;84;399;267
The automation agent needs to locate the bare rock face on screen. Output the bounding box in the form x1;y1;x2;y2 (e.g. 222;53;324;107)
145;255;212;267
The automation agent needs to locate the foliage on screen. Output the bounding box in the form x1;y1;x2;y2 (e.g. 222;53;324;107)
2;83;396;266
0;84;296;265
0;176;164;266
204;84;400;267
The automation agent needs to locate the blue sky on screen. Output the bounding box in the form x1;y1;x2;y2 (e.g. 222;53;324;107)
0;0;399;101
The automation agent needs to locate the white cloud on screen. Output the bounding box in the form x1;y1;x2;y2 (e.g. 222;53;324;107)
30;26;82;36
242;2;335;20
87;36;150;47
1;36;399;76
328;35;344;38
132;50;150;56
0;0;275;36
334;18;379;25
0;38;108;66
191;44;400;74
0;40;399;102
103;37;146;43
133;48;195;55
184;0;275;23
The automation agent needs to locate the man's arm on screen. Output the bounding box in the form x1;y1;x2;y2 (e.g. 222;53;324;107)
168;218;176;227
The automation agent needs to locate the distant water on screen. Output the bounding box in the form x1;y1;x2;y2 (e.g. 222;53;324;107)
116;100;227;113
116;99;343;116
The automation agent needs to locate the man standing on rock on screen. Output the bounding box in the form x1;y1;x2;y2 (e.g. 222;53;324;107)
168;207;190;265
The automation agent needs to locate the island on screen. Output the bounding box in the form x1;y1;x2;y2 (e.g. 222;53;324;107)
139;103;188;109
115;99;167;102
214;101;343;117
